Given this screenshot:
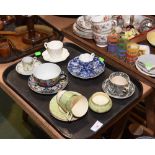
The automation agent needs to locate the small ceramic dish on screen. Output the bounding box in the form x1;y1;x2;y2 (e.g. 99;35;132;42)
89;92;112;113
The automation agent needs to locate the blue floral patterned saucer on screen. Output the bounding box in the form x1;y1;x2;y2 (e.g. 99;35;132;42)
67;56;105;79
28;73;68;95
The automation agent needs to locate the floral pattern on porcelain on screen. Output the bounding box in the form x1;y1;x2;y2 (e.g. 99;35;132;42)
67;56;105;79
28;73;68;95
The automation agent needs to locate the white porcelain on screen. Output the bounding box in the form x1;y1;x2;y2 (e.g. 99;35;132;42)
32;63;62;87
147;30;155;46
42;48;69;63
16;59;42;76
22;56;36;71
79;53;95;63
44;40;63;59
93;32;109;47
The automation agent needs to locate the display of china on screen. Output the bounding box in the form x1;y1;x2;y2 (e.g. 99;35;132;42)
108;72;131;95
89;92;112;113
91;15;115;34
102;72;135;99
67;53;105;79
49;90;89;121
43;40;70;63
147;30;155;46
32;63;63;87
16;56;42;76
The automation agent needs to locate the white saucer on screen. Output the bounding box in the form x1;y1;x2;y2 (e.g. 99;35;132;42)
16;60;42;76
42;48;70;63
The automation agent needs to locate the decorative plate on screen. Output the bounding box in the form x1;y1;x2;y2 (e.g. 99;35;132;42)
76;16;92;30
67;56;105;79
49;95;78;122
28;73;68;95
16;60;42;76
135;54;155;77
42;48;70;63
73;23;93;39
102;78;135;99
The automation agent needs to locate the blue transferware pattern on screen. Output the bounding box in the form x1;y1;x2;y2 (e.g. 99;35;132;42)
67;56;105;79
28;73;68;95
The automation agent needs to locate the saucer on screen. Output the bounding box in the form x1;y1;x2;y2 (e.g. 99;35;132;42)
28;73;68;95
49;95;78;122
135;54;155;77
102;78;135;99
42;48;70;63
73;23;93;39
76;16;92;30
67;56;105;79
16;60;42;76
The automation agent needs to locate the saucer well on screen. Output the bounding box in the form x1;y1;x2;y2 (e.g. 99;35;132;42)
16;60;42;76
102;78;135;99
49;95;78;122
28;73;68;95
67;56;105;79
42;48;70;63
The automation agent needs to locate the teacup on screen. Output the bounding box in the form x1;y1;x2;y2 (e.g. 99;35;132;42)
79;53;95;67
22;56;37;71
108;72;131;95
44;40;63;59
56;90;88;118
93;32;109;47
32;63;62;87
91;15;115;34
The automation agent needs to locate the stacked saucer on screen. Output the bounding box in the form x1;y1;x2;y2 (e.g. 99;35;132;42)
135;54;155;77
73;16;93;39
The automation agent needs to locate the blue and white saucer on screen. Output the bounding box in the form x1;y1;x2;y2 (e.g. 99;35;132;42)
67;56;105;79
28;73;68;95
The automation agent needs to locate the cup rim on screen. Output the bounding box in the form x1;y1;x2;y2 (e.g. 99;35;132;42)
109;72;130;86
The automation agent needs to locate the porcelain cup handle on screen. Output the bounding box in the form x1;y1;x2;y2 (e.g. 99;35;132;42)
123;81;131;93
58;71;67;81
91;53;95;59
44;42;48;49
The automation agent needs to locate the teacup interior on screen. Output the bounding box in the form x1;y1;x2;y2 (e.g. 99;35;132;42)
111;76;128;86
33;63;61;80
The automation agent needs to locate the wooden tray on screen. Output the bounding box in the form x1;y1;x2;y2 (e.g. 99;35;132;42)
3;43;143;138
62;18;155;88
0;16;64;64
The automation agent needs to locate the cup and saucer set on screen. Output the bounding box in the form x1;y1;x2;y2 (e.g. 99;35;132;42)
67;53;105;79
102;72;135;99
42;40;70;63
16;56;42;76
28;63;68;95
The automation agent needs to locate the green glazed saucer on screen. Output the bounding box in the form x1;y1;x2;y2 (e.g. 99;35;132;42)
49;95;78;122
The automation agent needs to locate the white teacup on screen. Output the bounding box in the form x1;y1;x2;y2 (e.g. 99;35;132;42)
44;40;63;59
22;56;37;71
